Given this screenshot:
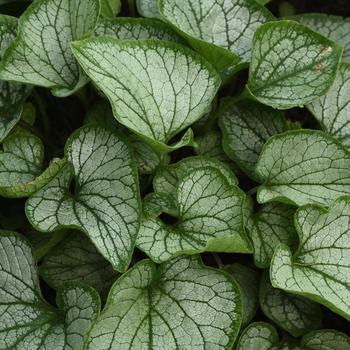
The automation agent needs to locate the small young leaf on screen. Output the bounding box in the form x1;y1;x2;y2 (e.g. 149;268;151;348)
0;0;100;97
247;20;343;109
292;14;350;62
247;202;297;268
270;196;350;321
236;322;279;350
0;132;66;198
95;17;185;42
160;0;273;77
136;0;162;19
40;231;119;297
307;63;350;148
26;125;141;272
86;255;242;350
0;15;31;141
256;130;350;206
137;167;251;263
225;263;259;327
219;99;287;180
301;329;350;349
72;38;220;151
0;231;100;350
100;0;121;18
259;273;322;337
153;155;238;197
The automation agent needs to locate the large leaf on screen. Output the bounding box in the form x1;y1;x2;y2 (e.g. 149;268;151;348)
86;255;242;350
0;15;31;142
259;273;322;337
307;63;350;148
247;202;297;268
0;132;66;198
40;232;119;297
219;99;287;180
95;17;184;42
0;231;100;350
225;263;258;327
137;167;251;262
256;130;350;207
292;14;350;62
247;20;343;109
0;0;100;97
270;196;350;321
72;38;220;151
159;0;273;77
26;125;141;272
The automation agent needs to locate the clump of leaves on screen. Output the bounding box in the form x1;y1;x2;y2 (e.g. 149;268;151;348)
0;0;349;349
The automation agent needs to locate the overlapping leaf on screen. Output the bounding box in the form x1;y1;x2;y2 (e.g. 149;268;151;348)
0;15;31;141
256;130;350;206
247;20;343;109
72;38;220;151
137;166;251;262
0;231;100;350
270;196;350;321
0;132;66;198
0;0;100;97
86;255;242;350
26;125;141;272
307;62;350;148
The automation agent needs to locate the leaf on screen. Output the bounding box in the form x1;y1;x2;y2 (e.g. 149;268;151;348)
259;272;322;337
100;0;121;18
247;20;343;109
301;330;350;349
40;231;119;297
86;255;242;350
153;155;238;197
26;125;141;272
236;322;280;350
0;132;66;198
137;167;251;263
270;196;350;321
143;192;178;218
95;17;185;42
256;130;350;207
307;63;350;148
219;99;287;181
136;0;162;19
0;0;100;97
247;202;297;268
225;263;259;327
0;15;31;142
72;38;220;152
159;0;273;77
292;14;350;62
0;230;100;350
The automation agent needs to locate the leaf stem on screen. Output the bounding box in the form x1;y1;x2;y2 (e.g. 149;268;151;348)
212;253;224;269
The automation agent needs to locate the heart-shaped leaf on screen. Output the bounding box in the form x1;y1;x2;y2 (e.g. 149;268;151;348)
219;99;287;181
292;14;350;62
259;273;322;337
0;0;100;97
307;63;350;148
159;0;273;77
225;263;259;327
137;167;251;263
247;20;343;109
0;132;66;198
86;255;242;350
95;17;185;42
0;231;100;350
247;203;297;268
270;196;350;320
256;130;350;206
72;38;220;151
40;231;119;297
26;125;141;272
0;15;31;141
